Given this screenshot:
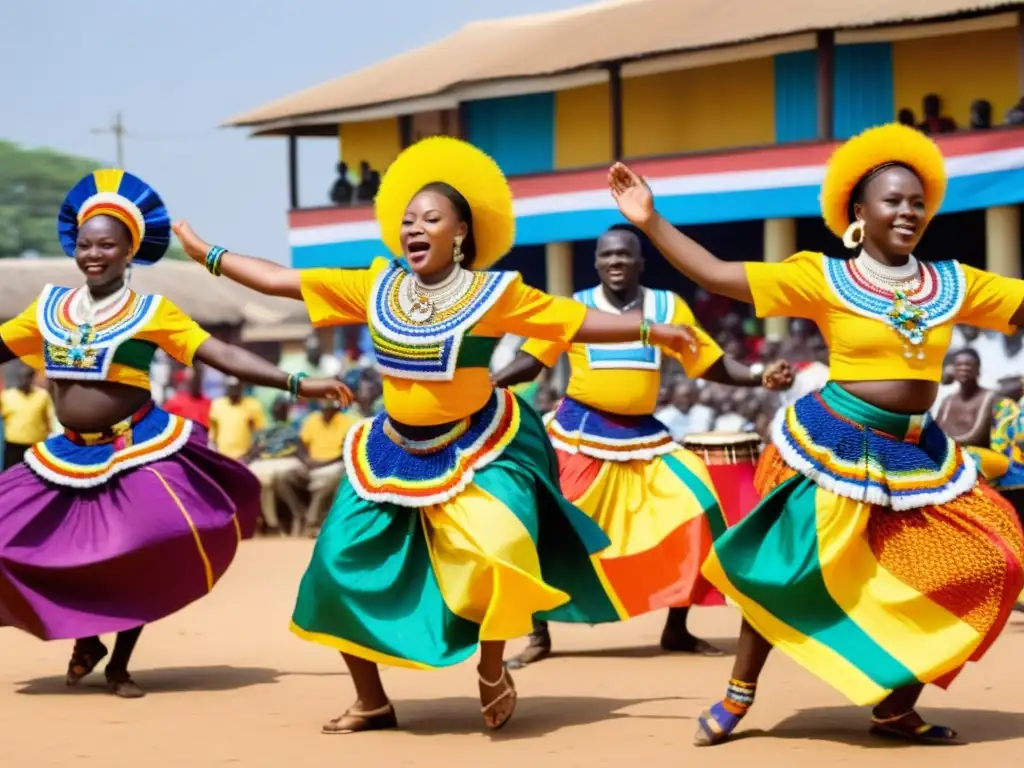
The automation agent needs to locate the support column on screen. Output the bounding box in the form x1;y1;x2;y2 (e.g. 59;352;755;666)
815;30;835;140
608;62;624;161
986;205;1021;278
545;241;574;391
763;218;796;339
545;241;574;296
287;134;299;210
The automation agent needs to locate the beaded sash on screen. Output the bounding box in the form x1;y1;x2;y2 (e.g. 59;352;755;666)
343;389;521;507
367;262;517;381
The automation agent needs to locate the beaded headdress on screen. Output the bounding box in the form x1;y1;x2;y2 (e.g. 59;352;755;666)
819;123;947;239
374;136;515;270
58;169;171;264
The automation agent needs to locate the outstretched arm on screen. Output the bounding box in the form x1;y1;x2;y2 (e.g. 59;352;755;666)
193;338;351;404
702;358;794;390
173;221;302;300
492;352;547;388
609;163;752;302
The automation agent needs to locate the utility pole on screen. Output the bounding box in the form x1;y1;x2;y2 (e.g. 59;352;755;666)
91;111;127;167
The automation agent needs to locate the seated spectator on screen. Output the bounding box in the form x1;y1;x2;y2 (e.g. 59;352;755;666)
293;399;356;536
355;161;377;202
345;368;383;418
163;364;212;428
970;99;993;130
208;377;266;460
918;93;956;135
898;108;916;127
1006;97;1024;125
329;162;354;206
244;397;307;536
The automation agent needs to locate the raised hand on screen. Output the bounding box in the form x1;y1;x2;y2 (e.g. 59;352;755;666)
761;360;795;391
608;162;655;227
299;378;355;407
172;221;211;265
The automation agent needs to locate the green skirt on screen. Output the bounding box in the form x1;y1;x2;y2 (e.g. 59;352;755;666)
290;390;616;669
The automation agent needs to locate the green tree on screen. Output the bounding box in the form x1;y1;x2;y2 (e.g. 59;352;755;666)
0;141;189;261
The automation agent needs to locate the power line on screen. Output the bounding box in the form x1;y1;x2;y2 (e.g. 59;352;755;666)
90;111;128;167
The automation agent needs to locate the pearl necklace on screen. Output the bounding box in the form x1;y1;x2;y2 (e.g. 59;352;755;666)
65;283;132;351
399;265;473;324
855;252;920;292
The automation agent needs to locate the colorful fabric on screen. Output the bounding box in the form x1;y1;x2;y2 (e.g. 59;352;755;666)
521;286;723;416
703;382;1024;706
744;252;1024;383
0;416;260;640
25;403;191;489
0;288;211;390
58;169;172;264
291;392;615;668
536;398;722;621
771;382;975;510
547;396;675;461
298;259;586;426
988;397;1024;491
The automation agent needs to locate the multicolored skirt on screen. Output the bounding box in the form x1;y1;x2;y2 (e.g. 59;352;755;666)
702;382;1024;705
0;402;260;641
289;389;614;669
541;397;722;622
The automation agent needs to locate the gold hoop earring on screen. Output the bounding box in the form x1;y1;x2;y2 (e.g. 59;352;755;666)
453;237;464;264
842;220;865;250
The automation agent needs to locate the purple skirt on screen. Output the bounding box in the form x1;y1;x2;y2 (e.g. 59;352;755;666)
0;407;260;640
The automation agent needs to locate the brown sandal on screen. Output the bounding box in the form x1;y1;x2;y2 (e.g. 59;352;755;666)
479;667;517;731
321;703;397;734
106;673;145;699
66;641;108;686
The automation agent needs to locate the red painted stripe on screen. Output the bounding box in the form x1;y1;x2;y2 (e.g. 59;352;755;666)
290;127;1024;229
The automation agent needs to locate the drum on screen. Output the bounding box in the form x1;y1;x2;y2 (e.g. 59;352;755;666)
681;431;763;529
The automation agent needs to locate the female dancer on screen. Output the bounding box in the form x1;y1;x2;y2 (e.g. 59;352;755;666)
494;225;793;666
607;123;1024;745
936;347;1024;513
0;170;347;698
172;136;703;734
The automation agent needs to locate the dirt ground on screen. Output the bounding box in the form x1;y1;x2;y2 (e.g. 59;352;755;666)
4;539;1024;767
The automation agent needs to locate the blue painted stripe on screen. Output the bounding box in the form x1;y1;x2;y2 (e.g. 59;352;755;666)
774;51;818;143
291;166;1024;267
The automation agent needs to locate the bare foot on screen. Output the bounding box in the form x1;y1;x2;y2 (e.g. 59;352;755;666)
660;632;725;656
105;672;145;699
505;634;551;670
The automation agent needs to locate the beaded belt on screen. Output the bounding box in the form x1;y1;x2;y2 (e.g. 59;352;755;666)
382;416;471;456
64;401;156;447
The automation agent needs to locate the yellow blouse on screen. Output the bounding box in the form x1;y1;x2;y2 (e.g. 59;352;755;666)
0;285;210;391
746;251;1024;383
300;258;587;425
522;287;723;416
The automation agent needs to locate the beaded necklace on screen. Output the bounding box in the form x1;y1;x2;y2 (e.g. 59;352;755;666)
853;252;929;359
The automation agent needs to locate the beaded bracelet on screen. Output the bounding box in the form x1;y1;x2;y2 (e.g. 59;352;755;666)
639;319;652;347
205;245;227;276
287;372;308;400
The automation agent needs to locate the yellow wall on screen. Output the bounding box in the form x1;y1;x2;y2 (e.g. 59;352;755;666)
622;58;775;156
893;27;1019;126
554;83;612;168
338;118;401;172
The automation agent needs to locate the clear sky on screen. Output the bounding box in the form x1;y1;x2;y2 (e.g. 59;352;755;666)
2;0;592;263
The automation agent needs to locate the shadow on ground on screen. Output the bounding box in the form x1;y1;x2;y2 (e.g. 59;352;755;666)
533;636;737;661
13;665;346;695
733;705;1024;747
391;694;693;740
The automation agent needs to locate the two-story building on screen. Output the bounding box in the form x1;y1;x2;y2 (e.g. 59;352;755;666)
226;0;1024;339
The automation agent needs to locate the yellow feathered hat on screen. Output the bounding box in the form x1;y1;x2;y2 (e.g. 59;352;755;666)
819;123;947;239
374;136;515;270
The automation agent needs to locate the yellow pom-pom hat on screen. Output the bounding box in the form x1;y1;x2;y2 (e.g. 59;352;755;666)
374;136;515;270
819;123;947;239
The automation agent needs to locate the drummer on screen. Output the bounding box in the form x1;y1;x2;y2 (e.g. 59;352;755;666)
493;226;793;667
